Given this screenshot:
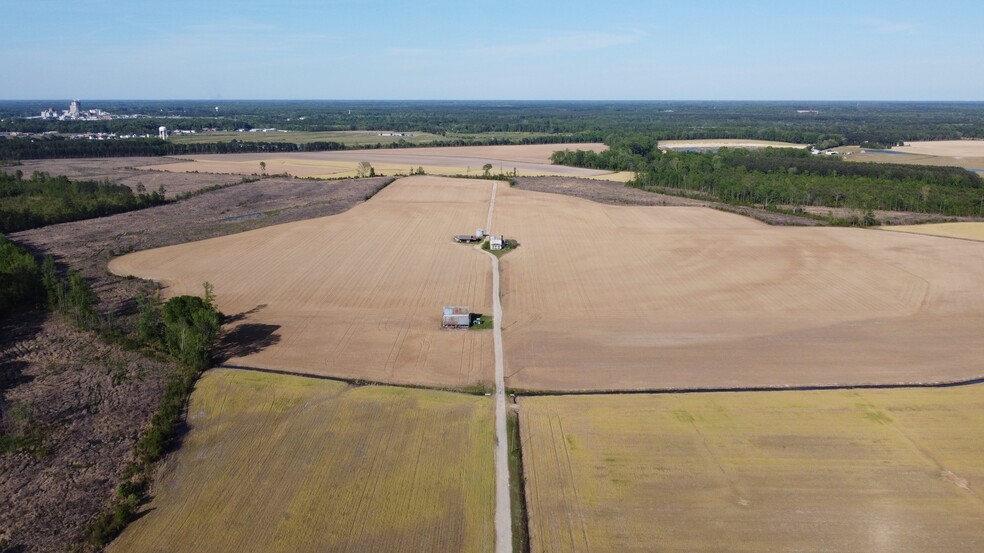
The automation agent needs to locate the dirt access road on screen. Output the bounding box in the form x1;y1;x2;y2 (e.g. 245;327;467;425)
479;181;513;553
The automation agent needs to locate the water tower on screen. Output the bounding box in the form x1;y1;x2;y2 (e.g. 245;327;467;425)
159;126;168;140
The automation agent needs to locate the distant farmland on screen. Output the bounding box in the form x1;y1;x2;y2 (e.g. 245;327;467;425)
167;129;554;147
843;140;984;172
110;369;494;553
520;387;984;552
138;143;612;179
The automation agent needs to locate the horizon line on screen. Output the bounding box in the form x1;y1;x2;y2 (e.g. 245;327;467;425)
2;98;984;103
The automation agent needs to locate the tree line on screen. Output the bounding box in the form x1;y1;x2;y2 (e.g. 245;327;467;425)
0;170;168;233
0;132;595;161
552;143;984;218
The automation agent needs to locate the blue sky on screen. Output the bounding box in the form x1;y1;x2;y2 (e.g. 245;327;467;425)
2;0;982;100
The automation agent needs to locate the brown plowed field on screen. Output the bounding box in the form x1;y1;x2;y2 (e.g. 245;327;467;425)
110;176;494;387
520;388;984;552
110;369;494;553
492;185;984;390
139;143;612;179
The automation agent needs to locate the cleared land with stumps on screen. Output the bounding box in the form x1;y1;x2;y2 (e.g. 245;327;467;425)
110;369;494;553
520;387;984;553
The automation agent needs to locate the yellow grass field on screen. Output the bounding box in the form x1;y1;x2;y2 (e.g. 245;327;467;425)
658;139;807;150
492;185;984;390
109;369;494;552
520;387;984;552
141;143;615;179
110;176;494;388
883;222;984;242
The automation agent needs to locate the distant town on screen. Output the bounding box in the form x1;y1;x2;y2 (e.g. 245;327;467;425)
34;99;147;122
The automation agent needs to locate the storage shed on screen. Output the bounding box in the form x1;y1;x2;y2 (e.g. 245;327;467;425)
489;235;504;250
443;306;471;328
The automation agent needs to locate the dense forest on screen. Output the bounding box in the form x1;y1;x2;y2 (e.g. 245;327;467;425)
552;142;984;218
0;170;168;232
3;100;984;159
0;234;43;316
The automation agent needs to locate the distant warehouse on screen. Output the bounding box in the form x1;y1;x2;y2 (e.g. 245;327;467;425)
442;306;471;328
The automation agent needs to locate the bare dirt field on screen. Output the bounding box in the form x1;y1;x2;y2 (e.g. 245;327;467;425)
519;387;984;552
882;222;984;242
110;369;494;553
659;139;807;150
1;157;244;196
109;176;495;388
138;143;613;179
492;185;984;391
896;139;984;157
842;141;984;172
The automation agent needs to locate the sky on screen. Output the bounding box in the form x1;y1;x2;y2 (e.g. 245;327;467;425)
2;0;982;101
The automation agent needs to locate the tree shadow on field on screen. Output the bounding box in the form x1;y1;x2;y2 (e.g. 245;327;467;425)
213;322;282;362
223;304;268;325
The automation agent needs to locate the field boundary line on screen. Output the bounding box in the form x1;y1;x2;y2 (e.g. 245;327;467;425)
215;363;489;394
508;375;984;397
216;366;984;397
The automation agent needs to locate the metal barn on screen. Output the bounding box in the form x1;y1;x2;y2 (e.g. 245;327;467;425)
442;306;471;328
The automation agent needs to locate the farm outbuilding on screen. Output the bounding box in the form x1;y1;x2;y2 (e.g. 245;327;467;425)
443;306;471;328
489;236;504;250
